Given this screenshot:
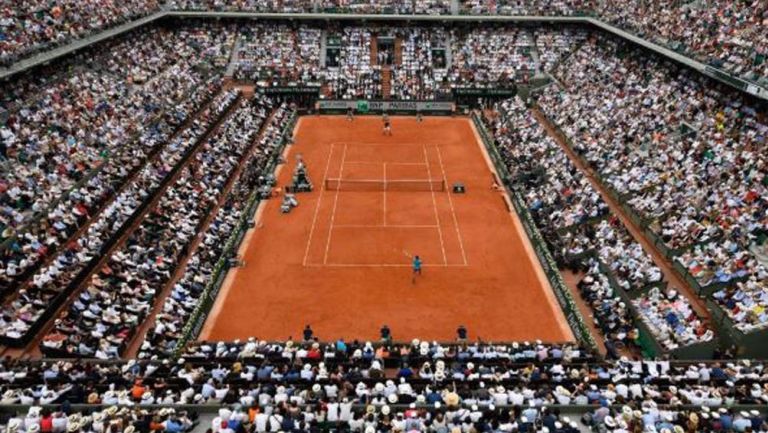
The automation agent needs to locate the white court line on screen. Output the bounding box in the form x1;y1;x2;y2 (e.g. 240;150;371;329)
304;263;469;268
423;145;447;265
435;145;469;266
302;143;336;266
344;161;427;166
324;178;439;182
383;162;387;226
329;141;434;148
323;144;348;265
333;224;439;229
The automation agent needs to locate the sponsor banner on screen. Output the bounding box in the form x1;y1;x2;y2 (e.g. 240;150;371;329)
453;87;517;97
262;86;320;95
318;100;454;112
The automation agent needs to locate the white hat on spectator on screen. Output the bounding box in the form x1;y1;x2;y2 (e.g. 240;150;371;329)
7;419;21;433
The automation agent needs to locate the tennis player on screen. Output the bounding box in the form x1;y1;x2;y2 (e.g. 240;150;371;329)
412;255;422;283
383;113;392;136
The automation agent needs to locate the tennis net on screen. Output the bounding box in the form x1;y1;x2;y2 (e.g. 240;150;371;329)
324;178;446;192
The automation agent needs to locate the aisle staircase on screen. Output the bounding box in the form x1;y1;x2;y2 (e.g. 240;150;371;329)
394;37;403;65
382;67;392;99
224;36;243;78
319;30;328;67
370;33;378;65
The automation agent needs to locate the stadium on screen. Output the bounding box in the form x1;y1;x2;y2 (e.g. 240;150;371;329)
0;1;767;433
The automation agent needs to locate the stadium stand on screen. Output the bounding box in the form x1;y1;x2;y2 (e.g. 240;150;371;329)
0;1;161;67
536;35;767;352
140;103;295;359
1;342;768;431
0;4;767;433
596;0;768;85
486;96;715;358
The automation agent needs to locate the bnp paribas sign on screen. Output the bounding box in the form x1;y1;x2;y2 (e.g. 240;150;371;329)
318;100;454;113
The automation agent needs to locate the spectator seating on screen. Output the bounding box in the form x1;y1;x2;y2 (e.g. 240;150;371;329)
38;95;277;359
488;96;714;356
536;36;768;338
140;102;295;359
0;1;160;67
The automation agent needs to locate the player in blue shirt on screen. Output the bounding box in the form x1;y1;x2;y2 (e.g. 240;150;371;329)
412;255;422;283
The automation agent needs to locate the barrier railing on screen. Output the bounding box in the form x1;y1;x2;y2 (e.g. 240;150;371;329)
470;112;597;352
173;111;298;357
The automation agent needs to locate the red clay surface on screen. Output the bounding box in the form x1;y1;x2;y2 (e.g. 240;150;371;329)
200;116;573;342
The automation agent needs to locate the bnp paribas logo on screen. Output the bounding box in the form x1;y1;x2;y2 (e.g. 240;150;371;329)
356;100;369;113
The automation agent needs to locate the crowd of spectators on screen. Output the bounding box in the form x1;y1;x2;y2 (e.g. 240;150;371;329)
0;82;236;345
3;406;196;433
2;0;766;96
0;25;236;278
230;24;588;99
234;24;322;86
0;0;161;67
0;341;766;433
577;258;638;351
537;36;768;334
390;28;449;100
533;28;586;73
596;0;768;85
449;26;587;88
633;287;714;351
38;93;274;359
487;96;714;353
450;27;536;87
492;97;607;232
0;25;237;345
325;27;381;99
140;101;293;359
713;276;768;334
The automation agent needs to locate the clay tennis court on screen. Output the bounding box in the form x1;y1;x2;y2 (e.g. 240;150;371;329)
200;115;573;342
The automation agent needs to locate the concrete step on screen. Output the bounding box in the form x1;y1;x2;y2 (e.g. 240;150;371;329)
319;30;328;67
